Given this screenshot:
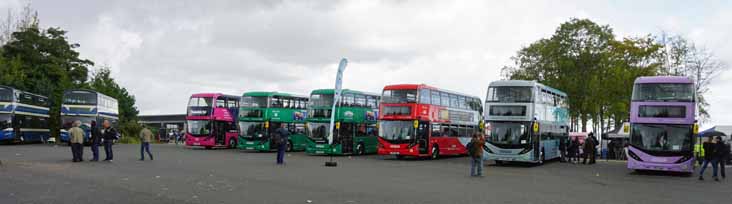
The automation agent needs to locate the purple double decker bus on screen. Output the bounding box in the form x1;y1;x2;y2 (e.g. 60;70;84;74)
627;76;696;173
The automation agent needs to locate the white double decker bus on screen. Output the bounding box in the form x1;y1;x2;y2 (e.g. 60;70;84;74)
483;80;569;164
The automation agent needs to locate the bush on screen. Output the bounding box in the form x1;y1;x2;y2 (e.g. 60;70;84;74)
118;135;141;144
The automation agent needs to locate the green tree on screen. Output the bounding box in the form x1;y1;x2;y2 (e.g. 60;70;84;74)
502;18;664;132
1;26;94;138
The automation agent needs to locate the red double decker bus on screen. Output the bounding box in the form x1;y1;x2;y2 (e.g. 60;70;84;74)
377;84;483;159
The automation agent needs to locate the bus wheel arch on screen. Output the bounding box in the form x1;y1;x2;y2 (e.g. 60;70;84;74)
228;138;236;149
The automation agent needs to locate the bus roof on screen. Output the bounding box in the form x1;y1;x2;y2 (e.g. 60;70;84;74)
0;85;48;99
488;80;567;97
243;91;308;99
310;89;380;97
634;76;693;84
190;93;239;99
64;89;113;100
384;84;481;99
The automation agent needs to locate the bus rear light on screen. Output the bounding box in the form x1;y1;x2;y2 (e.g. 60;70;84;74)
627;150;643;161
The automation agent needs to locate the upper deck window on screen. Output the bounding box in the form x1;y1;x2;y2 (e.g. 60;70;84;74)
241;96;268;108
0;87;12;102
632;83;694;102
188;97;213;107
487;86;533;103
64;91;97;105
310;94;334;107
382;89;417;104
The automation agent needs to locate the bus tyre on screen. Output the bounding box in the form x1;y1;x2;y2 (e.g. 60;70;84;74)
286;141;293;152
495;160;504;166
356;143;365;155
431;145;439;160
229;138;236;149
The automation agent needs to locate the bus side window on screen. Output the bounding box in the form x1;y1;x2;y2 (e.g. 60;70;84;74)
216;97;225;108
431;124;441;137
430;90;440;105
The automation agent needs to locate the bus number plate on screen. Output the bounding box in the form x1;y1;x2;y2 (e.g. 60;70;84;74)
390;152;400;155
316;151;324;154
246;142;254;145
316;145;324;148
390;145;400;148
193;142;200;145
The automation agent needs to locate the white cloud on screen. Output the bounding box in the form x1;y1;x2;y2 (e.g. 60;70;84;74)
2;0;731;128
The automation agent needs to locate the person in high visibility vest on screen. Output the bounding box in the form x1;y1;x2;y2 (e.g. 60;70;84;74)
695;141;705;165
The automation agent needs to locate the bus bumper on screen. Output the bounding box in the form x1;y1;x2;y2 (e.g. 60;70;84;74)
377;144;422;157
627;156;694;173
306;143;342;155
0;130;13;141
486;151;536;163
238;139;270;151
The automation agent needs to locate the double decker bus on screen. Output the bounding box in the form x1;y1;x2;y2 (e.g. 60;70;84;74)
0;85;50;143
185;93;240;149
305;89;380;155
627;76;696;173
377;84;483;159
60;89;119;144
237;91;309;151
483;80;569;164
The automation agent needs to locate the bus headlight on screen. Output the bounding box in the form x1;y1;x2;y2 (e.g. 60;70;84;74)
627;150;643;161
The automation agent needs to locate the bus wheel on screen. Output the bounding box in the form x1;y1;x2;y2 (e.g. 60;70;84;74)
431;145;439;160
395;155;404;160
229;138;236;149
205;146;212;150
286;141;293;152
356;143;365;155
495;160;504;166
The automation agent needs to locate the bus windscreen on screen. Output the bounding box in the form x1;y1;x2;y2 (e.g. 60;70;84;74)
631;124;692;152
487;87;533;103
632;83;694;102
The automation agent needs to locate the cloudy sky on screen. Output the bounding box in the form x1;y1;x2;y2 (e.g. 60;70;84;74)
2;0;731;128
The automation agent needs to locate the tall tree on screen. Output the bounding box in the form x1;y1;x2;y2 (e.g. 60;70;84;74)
0;26;94;138
502;18;665;132
88;67;139;122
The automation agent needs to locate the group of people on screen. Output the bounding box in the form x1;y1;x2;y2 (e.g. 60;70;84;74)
68;119;155;162
698;136;730;181
559;133;600;164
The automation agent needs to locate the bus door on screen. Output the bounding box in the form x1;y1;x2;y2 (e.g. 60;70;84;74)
214;121;226;145
417;121;429;154
339;123;354;153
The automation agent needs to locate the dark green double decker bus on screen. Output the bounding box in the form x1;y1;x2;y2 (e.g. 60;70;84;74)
237;92;309;152
306;89;380;155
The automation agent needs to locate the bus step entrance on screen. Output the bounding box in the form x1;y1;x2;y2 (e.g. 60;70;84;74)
418;139;428;154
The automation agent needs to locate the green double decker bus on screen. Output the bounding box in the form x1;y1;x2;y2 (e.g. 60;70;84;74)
237;92;309;152
306;89;380;155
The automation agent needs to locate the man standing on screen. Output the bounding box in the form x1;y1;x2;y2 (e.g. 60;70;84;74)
469;133;486;177
102;120;118;162
699;136;718;181
589;133;598;164
89;121;101;161
139;126;154;161
714;136;727;180
582;133;596;165
559;138;567;163
275;123;290;165
69;121;85;162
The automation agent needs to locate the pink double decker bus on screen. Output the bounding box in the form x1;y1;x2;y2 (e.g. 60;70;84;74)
185;93;240;149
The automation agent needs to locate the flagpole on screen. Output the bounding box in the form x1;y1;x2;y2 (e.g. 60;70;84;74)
325;58;347;167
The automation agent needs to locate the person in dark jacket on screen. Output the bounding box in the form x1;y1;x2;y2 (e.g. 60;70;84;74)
582;134;596;165
568;137;579;164
559;138;567;163
101;120;118;162
275;123;290;165
699;136;719;181
589;134;598;164
469;133;486;177
714;136;728;180
89;121;101;161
